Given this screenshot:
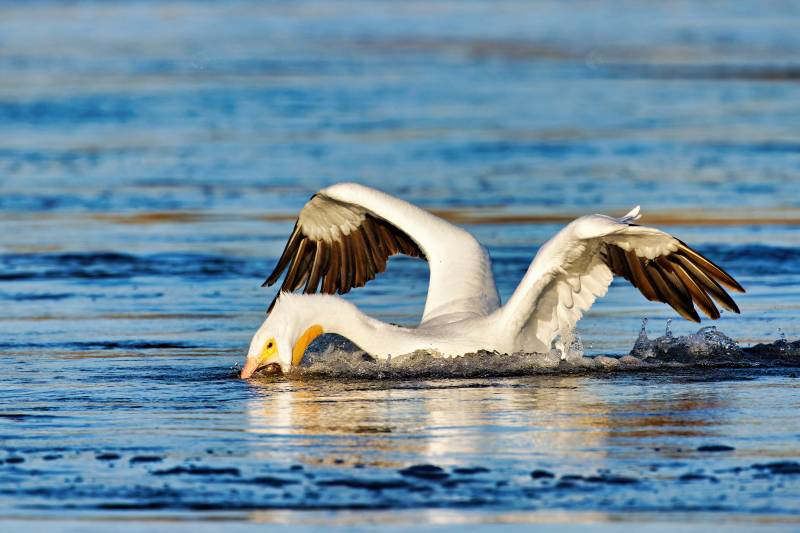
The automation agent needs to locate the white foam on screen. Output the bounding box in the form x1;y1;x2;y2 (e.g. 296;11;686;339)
276;324;800;380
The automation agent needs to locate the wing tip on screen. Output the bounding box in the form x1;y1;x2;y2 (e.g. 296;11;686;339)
675;242;745;294
730;283;747;294
685;307;702;323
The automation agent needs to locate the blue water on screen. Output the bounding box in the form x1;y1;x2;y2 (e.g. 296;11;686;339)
2;1;800;530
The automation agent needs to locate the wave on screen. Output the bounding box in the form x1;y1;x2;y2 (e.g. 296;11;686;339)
0;252;268;281
280;321;800;380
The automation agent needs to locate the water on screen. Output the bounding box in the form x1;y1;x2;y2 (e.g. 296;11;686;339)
2;0;800;530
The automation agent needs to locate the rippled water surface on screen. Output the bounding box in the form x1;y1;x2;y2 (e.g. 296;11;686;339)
2;0;800;530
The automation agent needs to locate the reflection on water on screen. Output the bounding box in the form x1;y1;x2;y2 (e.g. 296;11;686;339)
242;373;743;469
232;371;800;515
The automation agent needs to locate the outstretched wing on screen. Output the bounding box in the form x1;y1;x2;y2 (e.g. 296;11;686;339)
263;183;501;323
264;209;424;299
602;239;742;321
499;207;745;353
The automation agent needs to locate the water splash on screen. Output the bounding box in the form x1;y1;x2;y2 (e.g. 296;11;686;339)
295;346;572;379
630;319;744;363
631;318;655;360
258;325;800;380
555;327;585;362
743;329;800;361
285;332;592;379
630;319;800;364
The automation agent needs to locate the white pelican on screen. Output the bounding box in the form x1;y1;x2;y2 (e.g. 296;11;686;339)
241;183;744;378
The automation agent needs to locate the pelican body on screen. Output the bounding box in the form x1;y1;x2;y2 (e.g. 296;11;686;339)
241;183;744;378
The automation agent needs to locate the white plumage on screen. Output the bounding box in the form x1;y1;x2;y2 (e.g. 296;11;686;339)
241;183;744;378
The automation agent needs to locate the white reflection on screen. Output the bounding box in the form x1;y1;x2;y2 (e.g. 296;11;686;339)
244;373;728;472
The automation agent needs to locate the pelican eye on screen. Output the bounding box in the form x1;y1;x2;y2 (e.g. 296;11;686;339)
258;338;278;362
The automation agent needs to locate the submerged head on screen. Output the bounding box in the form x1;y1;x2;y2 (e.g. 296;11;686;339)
240;294;324;378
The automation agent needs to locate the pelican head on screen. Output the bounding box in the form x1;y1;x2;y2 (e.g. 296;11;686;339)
240;295;324;378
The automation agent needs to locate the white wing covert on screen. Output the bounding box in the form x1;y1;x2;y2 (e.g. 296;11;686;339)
499;207;745;354
263;183;501;324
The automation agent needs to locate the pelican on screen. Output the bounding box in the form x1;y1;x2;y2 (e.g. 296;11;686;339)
241;183;744;378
